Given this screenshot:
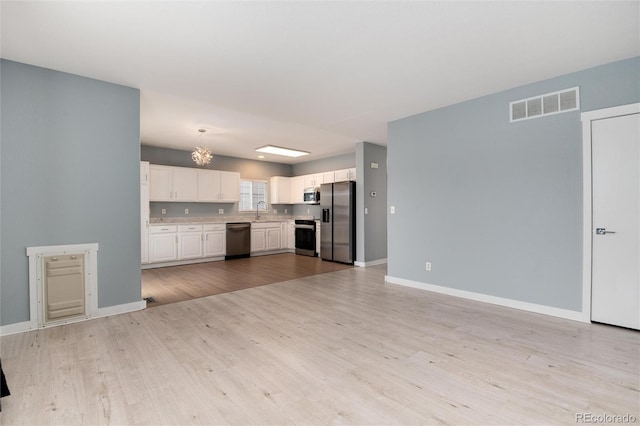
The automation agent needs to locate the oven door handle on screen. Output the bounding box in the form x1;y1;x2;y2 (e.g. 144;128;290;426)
295;224;315;230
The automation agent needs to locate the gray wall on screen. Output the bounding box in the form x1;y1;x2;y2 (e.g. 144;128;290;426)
142;145;293;217
388;56;640;312
356;142;387;263
1;60;142;326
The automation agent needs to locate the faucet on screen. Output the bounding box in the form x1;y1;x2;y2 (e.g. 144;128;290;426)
256;201;266;220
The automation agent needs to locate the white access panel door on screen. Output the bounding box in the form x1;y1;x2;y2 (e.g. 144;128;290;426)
591;112;640;330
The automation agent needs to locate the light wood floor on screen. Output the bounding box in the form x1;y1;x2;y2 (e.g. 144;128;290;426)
142;254;353;307
1;265;638;425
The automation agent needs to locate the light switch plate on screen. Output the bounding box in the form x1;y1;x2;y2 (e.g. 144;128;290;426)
390;206;396;214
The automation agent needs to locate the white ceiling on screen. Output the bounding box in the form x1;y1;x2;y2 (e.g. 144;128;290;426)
2;1;638;164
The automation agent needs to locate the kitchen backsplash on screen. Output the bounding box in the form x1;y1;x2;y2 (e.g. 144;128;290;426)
149;201;296;218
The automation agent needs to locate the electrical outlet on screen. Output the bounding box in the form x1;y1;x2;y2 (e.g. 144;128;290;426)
218;208;224;214
184;208;189;215
390;206;396;214
273;209;277;215
365;207;368;214
425;262;432;271
284;208;288;214
161;208;166;215
307;208;310;214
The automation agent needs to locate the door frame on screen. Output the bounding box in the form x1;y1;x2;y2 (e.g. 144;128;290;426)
580;103;640;322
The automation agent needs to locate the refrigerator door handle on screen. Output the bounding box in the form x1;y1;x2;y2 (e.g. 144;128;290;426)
323;208;330;223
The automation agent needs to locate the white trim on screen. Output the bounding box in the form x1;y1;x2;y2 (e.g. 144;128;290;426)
142;256;225;269
385;275;588;323
95;300;147;319
580;103;640;324
0;300;147;336
0;321;34;336
354;258;387;268
26;243;99;329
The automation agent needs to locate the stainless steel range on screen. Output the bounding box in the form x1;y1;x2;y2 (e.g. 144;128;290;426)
294;219;316;257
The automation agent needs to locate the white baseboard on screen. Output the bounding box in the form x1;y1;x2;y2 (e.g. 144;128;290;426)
355;258;387;268
0;300;147;336
0;320;34;336
142;256;224;269
384;275;589;323
95;300;147;318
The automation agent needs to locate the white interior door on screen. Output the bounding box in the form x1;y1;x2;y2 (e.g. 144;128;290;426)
591;112;640;330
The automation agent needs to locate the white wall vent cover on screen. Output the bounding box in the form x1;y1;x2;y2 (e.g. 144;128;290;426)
510;87;580;122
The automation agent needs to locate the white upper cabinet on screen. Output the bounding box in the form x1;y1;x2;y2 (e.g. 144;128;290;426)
270;176;291;204
198;170;240;202
290;176;305;204
150;165;238;203
140;161;150;184
149;165;172;201
322;171;335;184
172;168;198;201
334;168;356;182
149;165;198;202
303;173;324;188
219;171;240;202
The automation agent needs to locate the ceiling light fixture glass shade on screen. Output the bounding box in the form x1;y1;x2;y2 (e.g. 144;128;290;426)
192;129;213;166
255;145;310;158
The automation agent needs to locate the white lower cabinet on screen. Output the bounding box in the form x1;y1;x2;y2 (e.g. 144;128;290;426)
280;222;288;250
251;228;267;253
147;221;291;266
204;224;226;257
288;221;295;249
251;222;285;254
178;224;203;260
266;227;281;251
149;225;178;263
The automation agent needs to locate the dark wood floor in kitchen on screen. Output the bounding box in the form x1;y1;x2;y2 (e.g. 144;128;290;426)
142;253;353;307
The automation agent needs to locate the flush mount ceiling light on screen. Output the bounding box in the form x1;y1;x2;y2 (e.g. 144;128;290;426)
255;145;310;158
192;129;213;166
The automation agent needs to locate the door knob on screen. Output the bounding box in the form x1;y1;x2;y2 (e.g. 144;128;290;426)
595;228;616;235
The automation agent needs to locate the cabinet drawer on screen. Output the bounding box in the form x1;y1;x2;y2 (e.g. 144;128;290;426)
178;224;203;232
252;222;282;229
150;225;178;234
204;224;225;231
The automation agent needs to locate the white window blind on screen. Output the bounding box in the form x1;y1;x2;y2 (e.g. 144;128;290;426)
239;179;268;211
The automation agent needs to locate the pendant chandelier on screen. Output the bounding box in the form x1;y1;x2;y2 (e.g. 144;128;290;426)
191;129;213;166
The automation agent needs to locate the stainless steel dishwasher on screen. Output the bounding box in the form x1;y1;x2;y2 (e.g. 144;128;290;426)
225;222;251;260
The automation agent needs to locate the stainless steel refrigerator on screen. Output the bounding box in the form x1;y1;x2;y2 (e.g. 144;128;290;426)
320;181;355;264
